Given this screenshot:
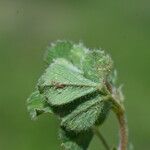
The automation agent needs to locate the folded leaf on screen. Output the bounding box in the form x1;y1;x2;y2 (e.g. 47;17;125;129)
82;50;113;82
48;91;99;118
27;90;52;119
44;40;73;65
68;43;88;69
39;58;97;88
44;86;96;106
27;41;117;150
61;95;111;132
38;59;100;106
45;41;113;82
59;127;93;150
44;41;88;70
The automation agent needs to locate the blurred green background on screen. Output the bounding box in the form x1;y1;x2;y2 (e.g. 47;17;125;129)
0;0;150;150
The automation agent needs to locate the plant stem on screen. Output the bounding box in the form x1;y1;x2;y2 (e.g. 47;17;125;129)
116;112;128;150
93;126;110;150
108;95;128;150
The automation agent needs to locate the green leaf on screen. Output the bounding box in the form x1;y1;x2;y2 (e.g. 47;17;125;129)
68;43;88;69
27;90;52;119
59;127;93;150
39;58;97;88
44;40;73;65
47;91;99;118
61;95;111;131
44;41;113;82
44;86;97;106
38;58;100;106
27;41;120;150
95;100;112;126
44;41;88;70
82;50;113;82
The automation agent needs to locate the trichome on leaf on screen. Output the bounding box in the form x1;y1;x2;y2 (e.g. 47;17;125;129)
27;41;128;150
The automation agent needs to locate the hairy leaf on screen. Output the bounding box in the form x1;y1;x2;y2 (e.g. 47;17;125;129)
59;127;93;150
44;40;73;65
68;43;88;69
61;95;110;131
27;90;52;119
27;41;118;150
82;50;113;82
38;58;100;106
44;41;113;83
44;41;88;70
48;91;99;118
44;86;97;106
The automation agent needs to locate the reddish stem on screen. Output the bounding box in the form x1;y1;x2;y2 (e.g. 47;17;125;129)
117;113;128;150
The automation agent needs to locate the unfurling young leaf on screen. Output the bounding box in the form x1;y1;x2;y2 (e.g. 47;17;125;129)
27;41;128;150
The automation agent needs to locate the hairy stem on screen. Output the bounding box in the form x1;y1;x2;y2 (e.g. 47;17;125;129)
108;94;128;150
93;126;110;150
116;112;128;150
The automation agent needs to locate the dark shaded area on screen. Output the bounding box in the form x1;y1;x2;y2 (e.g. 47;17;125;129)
51;91;100;118
60;126;93;150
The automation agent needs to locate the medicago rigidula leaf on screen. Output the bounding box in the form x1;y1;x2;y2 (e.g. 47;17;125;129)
27;41;119;150
27;90;52;119
38;58;102;106
59;127;93;150
61;95;111;131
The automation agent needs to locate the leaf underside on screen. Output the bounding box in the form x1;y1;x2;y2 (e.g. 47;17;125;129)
27;90;52;120
61;95;109;132
59;127;93;150
38;58;99;106
27;40;115;150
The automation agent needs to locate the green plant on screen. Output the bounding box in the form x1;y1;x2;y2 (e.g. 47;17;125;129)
27;41;128;150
